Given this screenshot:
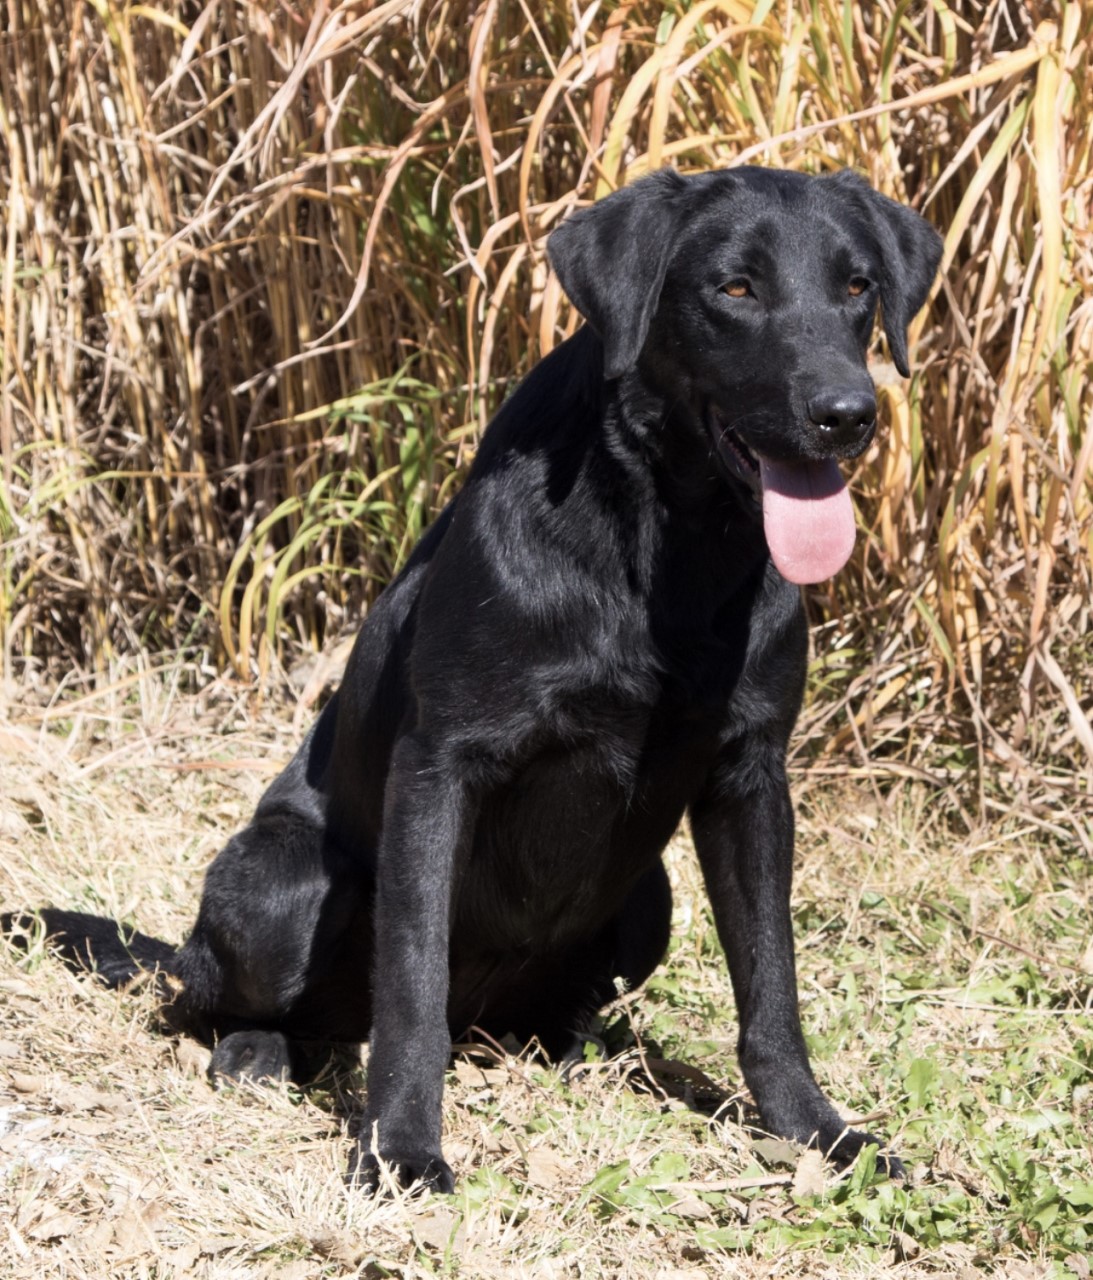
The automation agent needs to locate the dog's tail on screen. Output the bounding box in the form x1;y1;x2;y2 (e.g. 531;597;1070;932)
2;908;179;989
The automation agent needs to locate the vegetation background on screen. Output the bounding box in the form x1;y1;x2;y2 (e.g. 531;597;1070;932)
0;0;1091;1277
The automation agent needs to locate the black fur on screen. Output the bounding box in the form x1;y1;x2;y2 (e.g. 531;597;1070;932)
5;167;942;1195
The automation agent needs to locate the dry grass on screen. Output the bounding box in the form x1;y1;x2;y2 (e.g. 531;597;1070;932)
1;0;1090;779
1;681;1090;1277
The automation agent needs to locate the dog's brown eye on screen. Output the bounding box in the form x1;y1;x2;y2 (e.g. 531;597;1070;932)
724;280;752;299
848;277;870;297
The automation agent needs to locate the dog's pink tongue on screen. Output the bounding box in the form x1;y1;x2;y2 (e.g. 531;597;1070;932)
758;456;856;585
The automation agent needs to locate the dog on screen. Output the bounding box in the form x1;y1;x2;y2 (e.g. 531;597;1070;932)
6;166;941;1194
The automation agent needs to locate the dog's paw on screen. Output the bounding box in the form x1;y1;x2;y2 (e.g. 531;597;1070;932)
346;1144;455;1196
823;1127;904;1180
208;1030;292;1085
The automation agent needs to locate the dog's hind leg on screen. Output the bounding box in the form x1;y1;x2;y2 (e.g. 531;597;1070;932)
572;858;673;1033
604;859;675;997
208;1029;295;1083
469;861;674;1062
174;809;374;1054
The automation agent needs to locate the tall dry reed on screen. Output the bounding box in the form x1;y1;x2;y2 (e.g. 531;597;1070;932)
0;0;1089;778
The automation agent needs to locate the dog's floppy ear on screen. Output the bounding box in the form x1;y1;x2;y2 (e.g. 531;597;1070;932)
829;170;943;377
547;170;688;380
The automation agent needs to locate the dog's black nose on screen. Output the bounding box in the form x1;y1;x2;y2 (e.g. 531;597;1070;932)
807;387;876;451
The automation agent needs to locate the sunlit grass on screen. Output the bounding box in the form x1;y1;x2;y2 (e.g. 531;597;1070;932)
1;696;1089;1276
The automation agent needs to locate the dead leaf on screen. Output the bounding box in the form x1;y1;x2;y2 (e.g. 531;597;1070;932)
113;1200;160;1257
174;1039;213;1078
163;1246;202;1274
27;1208;82;1241
526;1147;567;1189
310;1229;362;1265
50;1083;133;1115
666;1193;713;1220
751;1136;799;1167
414;1206;463;1251
8;1072;45;1094
791;1148;826;1199
453;1058;487;1088
891;1228;921;1260
82;1218;114;1255
60;1117;113;1138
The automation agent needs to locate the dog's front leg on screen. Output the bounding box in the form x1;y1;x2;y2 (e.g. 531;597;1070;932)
349;732;473;1194
690;750;901;1175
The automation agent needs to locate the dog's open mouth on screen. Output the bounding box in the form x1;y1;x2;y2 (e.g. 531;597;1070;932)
707;411;762;492
707;406;857;586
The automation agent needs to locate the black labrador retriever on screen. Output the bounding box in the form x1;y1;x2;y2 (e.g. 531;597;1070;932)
7;166;942;1193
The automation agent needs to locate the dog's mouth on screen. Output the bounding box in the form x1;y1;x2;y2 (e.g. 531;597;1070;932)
706;406;857;586
707;411;763;493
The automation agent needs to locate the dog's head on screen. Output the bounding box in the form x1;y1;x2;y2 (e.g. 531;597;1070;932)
547;167;942;583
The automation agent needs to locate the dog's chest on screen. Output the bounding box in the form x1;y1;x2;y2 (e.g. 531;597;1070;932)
454;557;802;947
458;679;726;944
